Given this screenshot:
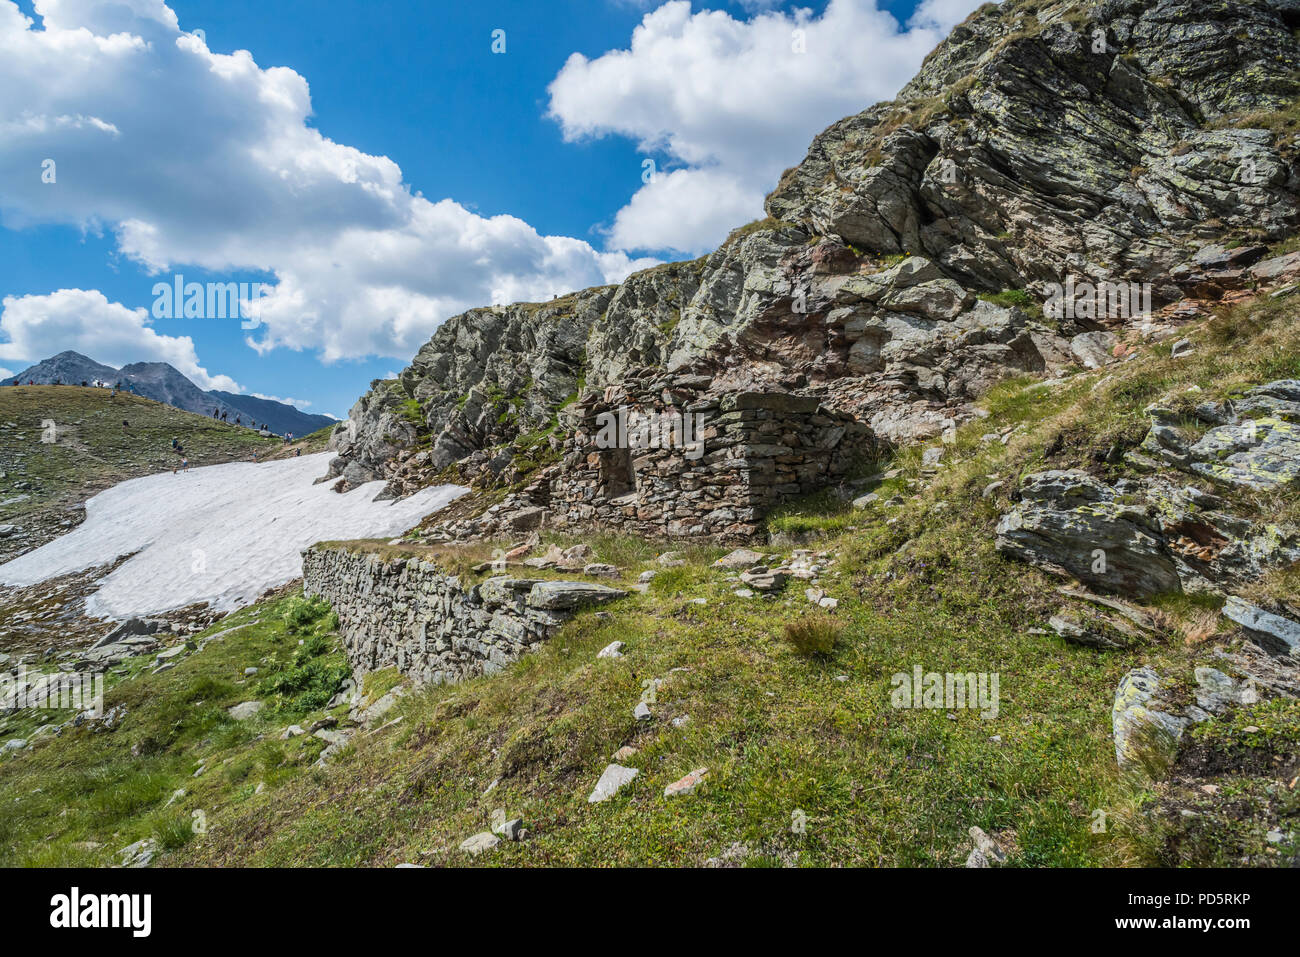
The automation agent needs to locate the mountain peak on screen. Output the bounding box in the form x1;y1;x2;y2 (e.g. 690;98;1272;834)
9;353;334;436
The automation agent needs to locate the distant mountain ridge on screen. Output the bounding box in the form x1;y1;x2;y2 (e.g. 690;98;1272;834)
8;351;334;436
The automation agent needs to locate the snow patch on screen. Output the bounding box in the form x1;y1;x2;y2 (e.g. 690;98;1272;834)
0;453;465;619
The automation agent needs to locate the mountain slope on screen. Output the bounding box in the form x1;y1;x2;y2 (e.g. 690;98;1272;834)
326;0;1300;497
2;282;1296;867
0;386;279;565
115;361;245;419
6;351;119;387
9;352;334;436
207;390;334;438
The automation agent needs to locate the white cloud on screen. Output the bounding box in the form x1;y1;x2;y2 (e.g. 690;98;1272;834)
249;392;312;409
549;0;986;254
0;288;240;391
909;0;993;33
609;167;763;255
0;1;656;364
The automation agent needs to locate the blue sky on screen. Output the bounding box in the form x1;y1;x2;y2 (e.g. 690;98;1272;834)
0;0;975;418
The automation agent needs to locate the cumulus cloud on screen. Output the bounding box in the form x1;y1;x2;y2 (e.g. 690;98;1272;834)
0;288;240;391
609;167;764;254
0;1;656;364
909;0;992;33
549;0;988;255
249;392;313;409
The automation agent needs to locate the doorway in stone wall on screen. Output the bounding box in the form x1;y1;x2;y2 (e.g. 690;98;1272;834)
599;446;636;499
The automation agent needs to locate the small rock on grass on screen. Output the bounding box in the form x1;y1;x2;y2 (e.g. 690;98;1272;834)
664;767;709;797
227;701;263;721
713;547;765;568
968;826;1007;864
597;640;625;659
459;832;500;855
117;838;158;868
588;764;639;803
492;817;524;841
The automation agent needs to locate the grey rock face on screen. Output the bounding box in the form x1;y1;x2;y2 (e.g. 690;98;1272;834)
1136;382;1300;490
996;470;1181;597
326;287;614;489
325;0;1300;501
998;469;1300;599
1112;667;1188;784
769;1;1299;291
1189;418;1300;490
1071;331;1119;369
1222;596;1300;655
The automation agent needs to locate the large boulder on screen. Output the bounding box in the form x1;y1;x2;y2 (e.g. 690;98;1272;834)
526;581;627;612
998;471;1300;598
996;471;1181;597
1112;667;1188;785
1188;417;1300;490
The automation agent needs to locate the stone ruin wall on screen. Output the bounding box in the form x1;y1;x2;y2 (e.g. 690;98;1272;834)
545;372;878;540
303;544;624;685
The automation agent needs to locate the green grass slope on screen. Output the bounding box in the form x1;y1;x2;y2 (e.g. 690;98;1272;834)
1;289;1297;868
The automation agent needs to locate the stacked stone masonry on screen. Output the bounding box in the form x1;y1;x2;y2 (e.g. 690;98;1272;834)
546;372;878;540
303;545;624;685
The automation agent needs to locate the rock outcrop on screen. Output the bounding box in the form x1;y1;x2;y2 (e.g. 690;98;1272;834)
997;467;1300;597
326;0;1300;504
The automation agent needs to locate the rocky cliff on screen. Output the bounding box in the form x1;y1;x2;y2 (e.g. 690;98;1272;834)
326;0;1300;499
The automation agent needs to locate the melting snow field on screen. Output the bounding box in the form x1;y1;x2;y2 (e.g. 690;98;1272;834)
0;453;465;620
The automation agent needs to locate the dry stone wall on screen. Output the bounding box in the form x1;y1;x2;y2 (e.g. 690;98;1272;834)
303;545;625;685
547;370;878;540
